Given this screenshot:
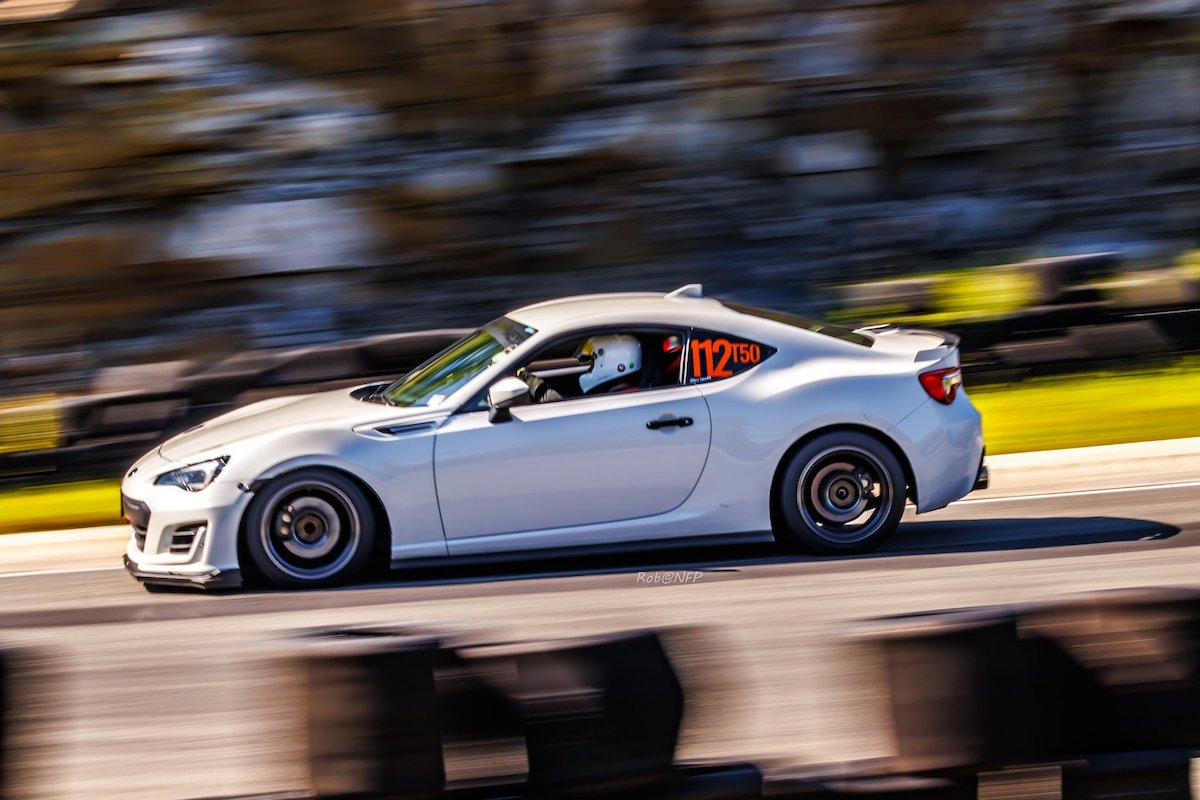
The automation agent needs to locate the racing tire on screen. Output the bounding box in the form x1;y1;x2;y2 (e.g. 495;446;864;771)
243;469;376;589
776;432;906;555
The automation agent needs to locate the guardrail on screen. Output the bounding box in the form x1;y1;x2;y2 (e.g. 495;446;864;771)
5;589;1199;799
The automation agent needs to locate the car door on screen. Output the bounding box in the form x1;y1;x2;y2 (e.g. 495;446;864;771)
433;385;712;543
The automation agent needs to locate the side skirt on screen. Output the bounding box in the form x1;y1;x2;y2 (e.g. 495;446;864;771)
390;531;776;571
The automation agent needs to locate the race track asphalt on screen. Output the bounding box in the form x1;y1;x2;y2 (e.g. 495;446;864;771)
2;478;1198;799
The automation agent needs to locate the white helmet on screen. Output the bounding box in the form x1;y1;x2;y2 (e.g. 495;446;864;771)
578;334;642;394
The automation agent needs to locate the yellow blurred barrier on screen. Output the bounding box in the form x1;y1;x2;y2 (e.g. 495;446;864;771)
0;395;63;455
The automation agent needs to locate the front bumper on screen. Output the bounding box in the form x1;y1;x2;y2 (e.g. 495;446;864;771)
121;462;253;590
123;555;243;589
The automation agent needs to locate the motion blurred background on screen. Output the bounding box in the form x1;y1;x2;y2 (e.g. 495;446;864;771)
1;6;1200;800
0;0;1198;527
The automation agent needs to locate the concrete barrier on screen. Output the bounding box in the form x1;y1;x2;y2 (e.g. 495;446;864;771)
270;626;756;800
288;626;447;799
14;600;1200;800
0;646;53;800
1018;588;1200;753
850;607;1041;773
460;629;686;795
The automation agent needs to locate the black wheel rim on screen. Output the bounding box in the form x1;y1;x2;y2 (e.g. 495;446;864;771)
258;479;361;581
796;446;893;545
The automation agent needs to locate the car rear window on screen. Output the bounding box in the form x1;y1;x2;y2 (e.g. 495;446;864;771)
725;302;874;347
688;331;776;384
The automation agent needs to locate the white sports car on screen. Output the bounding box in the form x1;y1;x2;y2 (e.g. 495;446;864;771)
121;285;986;590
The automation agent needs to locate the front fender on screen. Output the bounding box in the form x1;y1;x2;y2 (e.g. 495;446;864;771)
239;428;447;558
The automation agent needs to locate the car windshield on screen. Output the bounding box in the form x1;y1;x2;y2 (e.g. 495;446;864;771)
381;317;537;407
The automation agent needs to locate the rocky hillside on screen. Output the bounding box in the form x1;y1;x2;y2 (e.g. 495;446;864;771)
1;0;1198;366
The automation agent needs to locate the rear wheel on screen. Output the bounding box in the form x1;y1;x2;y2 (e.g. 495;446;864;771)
244;469;376;589
776;432;906;554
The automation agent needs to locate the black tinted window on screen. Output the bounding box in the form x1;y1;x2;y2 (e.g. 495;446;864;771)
687;331;776;384
725;303;873;347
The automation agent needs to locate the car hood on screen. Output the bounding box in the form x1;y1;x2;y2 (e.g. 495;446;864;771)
158;388;436;462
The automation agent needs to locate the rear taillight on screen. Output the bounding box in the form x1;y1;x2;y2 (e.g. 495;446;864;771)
919;367;962;404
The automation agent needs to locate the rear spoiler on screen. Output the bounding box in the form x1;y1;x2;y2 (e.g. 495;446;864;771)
856;324;961;362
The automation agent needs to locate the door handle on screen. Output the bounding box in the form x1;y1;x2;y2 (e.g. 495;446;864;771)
646;416;694;430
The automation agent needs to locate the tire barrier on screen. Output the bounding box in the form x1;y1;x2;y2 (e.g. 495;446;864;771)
0;329;469;486
976;314;1183;376
1150;308;1200;351
1012;253;1123;305
839;279;941;317
1102;271;1200;310
993;301;1115;335
990;337;1092;369
1065;321;1174;362
90;360;199;396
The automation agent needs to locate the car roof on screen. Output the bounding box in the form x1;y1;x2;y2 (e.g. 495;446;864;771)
508;286;743;332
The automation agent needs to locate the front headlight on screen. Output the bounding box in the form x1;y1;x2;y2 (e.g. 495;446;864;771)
155;457;228;492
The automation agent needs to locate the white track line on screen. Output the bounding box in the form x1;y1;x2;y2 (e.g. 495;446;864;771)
956;480;1200;505
0;565;123;580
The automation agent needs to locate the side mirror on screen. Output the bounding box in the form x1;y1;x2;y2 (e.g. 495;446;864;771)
487;376;530;423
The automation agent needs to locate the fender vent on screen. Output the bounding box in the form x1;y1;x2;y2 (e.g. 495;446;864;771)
376;421;438;437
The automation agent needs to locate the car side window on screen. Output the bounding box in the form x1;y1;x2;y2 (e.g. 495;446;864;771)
515;329;688;404
687;330;776;384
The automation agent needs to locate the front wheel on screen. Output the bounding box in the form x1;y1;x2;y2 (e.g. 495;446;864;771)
243;469;376;589
775;432;906;555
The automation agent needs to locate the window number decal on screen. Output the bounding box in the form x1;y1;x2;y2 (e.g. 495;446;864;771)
690;337;762;382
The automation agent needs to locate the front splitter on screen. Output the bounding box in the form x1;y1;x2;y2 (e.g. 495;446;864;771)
123;555;243;590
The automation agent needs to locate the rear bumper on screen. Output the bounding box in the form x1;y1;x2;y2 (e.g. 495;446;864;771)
974;462;989;491
891;394;985;513
972;446;989;492
123;555;243;590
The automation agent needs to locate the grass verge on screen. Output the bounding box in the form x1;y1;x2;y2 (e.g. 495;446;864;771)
971;359;1200;455
1;361;1198;533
